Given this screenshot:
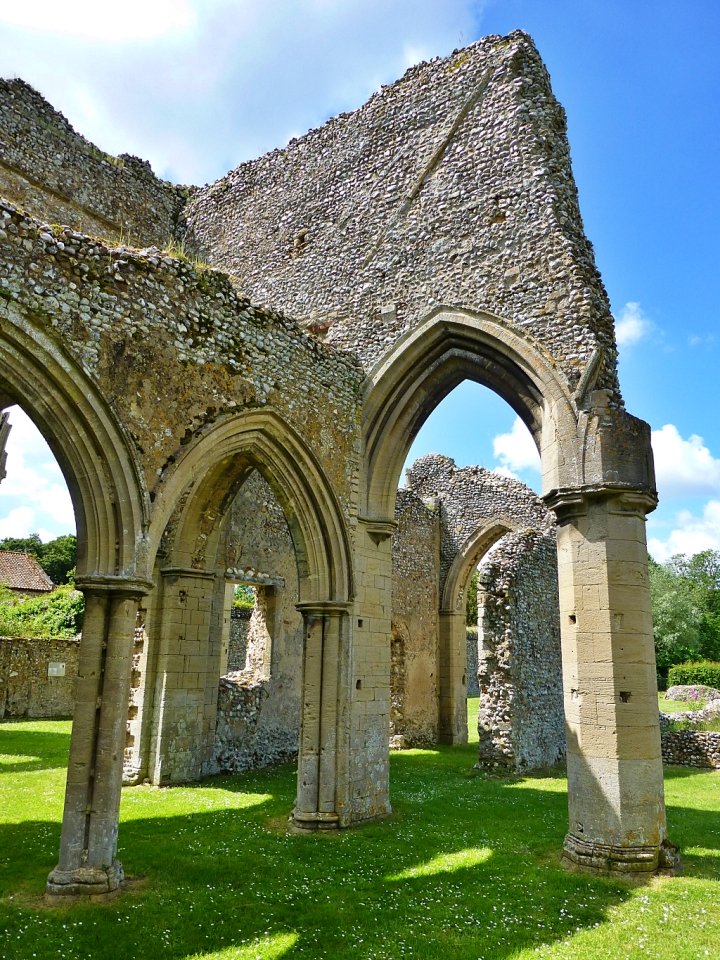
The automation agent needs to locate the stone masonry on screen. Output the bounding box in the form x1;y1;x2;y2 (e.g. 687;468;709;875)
0;30;670;892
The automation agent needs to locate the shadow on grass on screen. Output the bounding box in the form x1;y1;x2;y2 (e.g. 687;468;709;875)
0;731;717;959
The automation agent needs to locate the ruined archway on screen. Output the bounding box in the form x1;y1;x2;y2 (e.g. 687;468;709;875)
359;305;666;874
134;409;354;828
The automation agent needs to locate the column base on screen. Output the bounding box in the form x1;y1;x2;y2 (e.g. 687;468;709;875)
561;833;681;875
45;861;124;899
291;810;340;831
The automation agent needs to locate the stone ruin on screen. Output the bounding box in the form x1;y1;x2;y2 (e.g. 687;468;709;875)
0;31;674;895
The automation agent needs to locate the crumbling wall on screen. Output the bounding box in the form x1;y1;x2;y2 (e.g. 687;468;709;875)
0;635;79;717
404;453;553;591
476;531;564;770
0;199;364;517
184;32;620;401
213;470;303;772
0;79;186;246
390;488;440;745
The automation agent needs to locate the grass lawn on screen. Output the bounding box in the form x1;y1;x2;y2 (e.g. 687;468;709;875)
658;693;709;713
0;717;718;960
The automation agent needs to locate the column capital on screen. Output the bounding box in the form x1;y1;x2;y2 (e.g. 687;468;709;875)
544;484;658;523
74;574;154;598
358;515;397;545
296;600;353;618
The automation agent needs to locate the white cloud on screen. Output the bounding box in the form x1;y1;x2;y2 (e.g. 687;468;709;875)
492;417;540;476
0;406;75;539
651;424;720;499
0;0;484;184
615;301;651;347
0;1;197;42
648;500;720;563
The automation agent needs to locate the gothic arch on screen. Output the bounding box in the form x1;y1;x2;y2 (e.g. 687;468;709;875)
441;519;520;614
148;409;353;603
0;304;148;577
361;305;579;520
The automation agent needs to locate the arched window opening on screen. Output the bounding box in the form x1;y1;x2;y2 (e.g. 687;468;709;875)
388;380;562;766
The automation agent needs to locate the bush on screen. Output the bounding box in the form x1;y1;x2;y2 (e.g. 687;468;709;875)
668;661;720;689
0;584;84;638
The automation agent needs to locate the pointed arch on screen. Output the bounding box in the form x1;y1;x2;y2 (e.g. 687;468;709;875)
0;304;148;577
148;410;353;603
441;519;521;614
362;306;579;519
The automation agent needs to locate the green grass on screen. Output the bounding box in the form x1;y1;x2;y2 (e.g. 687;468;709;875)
1;719;719;960
659;693;709;713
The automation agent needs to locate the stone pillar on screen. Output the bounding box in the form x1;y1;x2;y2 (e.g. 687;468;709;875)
146;567;221;784
438;610;468;744
548;487;672;874
46;575;152;898
346;518;394;823
293;602;351;829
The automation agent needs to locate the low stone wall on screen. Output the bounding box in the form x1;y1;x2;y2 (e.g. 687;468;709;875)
214;675;298;772
0;635;79;718
661;731;720;769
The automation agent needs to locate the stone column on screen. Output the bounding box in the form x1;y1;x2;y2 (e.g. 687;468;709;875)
146;567;220;785
47;575;152;898
293;602;351;829
437;610;468;743
547;486;672;874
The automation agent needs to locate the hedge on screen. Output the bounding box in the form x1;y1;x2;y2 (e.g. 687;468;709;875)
668;661;720;689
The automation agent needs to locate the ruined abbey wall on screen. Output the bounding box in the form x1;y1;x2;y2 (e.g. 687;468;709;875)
183;32;620;401
390;489;440;745
0;198;363;525
0;635;79;718
0;80;185;247
214;470;304;773
476;531;564;770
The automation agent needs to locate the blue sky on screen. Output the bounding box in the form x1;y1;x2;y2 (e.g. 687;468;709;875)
0;0;718;561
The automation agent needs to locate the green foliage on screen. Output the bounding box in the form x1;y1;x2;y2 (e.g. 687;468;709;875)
465;568;479;626
649;550;720;673
232;583;256;609
0;583;84;638
668;661;720;689
0;533;77;584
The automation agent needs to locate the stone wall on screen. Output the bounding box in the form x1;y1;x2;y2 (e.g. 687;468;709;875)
227;606;252;673
476;531;564;770
0;635;79;718
661;732;720;769
0;198;364;518
214;470;304;773
390;488;440;745
0;79;186;247
404;454;553;592
184;32;620;400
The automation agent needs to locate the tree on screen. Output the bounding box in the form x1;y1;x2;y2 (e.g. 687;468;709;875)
40;534;77;585
649;557;703;671
648;550;720;673
0;533;43;559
